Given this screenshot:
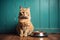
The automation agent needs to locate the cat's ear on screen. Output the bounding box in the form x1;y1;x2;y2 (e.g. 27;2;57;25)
20;6;22;8
20;6;23;9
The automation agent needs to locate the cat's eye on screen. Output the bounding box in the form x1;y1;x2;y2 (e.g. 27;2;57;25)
26;12;28;14
23;12;24;14
22;12;24;14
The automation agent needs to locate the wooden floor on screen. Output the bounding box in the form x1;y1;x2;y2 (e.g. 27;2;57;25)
0;34;60;40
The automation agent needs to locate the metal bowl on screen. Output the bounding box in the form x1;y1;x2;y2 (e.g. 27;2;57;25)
31;31;48;37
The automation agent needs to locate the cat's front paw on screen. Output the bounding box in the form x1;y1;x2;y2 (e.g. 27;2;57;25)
24;34;27;37
20;34;23;37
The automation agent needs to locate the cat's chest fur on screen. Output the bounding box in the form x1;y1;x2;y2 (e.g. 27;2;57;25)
20;21;30;30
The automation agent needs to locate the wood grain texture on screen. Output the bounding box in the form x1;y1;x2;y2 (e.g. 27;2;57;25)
0;34;60;40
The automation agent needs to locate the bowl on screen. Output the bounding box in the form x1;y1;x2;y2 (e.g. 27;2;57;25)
31;31;48;37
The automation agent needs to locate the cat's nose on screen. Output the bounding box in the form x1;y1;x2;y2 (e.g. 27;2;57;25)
23;12;26;16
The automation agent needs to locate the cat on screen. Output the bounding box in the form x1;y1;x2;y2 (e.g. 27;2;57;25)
16;6;34;37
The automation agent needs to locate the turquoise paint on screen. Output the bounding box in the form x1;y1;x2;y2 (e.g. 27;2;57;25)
50;0;58;28
0;0;60;33
40;0;49;28
59;0;60;28
0;0;18;33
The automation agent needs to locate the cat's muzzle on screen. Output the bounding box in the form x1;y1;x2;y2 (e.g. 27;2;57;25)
20;16;28;19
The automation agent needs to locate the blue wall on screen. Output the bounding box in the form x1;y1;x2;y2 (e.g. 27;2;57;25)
0;0;60;33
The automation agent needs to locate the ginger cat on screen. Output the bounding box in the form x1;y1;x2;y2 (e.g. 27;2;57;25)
17;7;34;37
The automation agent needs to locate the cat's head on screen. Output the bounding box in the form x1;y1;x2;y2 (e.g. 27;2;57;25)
19;6;31;20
